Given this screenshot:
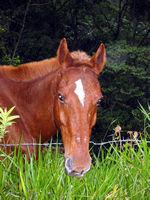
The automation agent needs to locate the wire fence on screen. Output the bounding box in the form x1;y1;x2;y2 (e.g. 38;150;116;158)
0;139;150;148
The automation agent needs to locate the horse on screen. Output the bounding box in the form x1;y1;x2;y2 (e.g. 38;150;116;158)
0;38;106;177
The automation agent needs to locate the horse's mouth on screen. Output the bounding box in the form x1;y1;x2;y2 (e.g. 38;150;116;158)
67;170;84;177
65;157;91;177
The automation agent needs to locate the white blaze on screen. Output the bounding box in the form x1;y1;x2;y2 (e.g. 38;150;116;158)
74;79;85;106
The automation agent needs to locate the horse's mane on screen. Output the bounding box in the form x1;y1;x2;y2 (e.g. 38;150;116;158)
71;51;90;62
0;57;60;81
0;51;91;81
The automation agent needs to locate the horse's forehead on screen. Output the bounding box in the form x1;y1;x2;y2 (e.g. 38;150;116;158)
62;68;97;84
59;68;100;94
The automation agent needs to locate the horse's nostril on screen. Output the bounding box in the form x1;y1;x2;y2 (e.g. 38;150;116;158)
81;170;84;175
65;158;73;173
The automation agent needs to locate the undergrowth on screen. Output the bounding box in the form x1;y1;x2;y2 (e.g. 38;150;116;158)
0;140;150;200
0;105;149;199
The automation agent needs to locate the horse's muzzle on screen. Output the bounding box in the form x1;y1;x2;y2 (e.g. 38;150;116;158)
65;157;91;177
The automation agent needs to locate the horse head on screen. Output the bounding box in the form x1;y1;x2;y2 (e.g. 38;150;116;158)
54;39;106;177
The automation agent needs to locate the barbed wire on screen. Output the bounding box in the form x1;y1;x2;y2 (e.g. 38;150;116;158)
0;139;150;147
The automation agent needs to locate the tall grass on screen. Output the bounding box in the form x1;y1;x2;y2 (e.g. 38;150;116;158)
0;141;150;199
0;106;150;199
139;104;150;135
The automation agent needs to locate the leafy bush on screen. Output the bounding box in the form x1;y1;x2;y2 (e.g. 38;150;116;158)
1;55;21;66
0;107;19;141
96;41;150;139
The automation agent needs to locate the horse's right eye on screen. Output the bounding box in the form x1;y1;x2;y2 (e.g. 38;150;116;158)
58;94;65;103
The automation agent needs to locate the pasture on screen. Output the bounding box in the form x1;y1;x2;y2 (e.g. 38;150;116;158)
0;139;150;199
0;1;149;199
0;104;150;199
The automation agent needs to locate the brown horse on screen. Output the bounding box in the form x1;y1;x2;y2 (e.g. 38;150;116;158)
0;38;106;177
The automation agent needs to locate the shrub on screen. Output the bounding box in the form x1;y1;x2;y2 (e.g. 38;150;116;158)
1;55;21;66
96;41;150;140
0;107;19;141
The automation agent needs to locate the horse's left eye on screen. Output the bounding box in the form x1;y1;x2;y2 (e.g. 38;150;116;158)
96;99;101;107
58;94;65;103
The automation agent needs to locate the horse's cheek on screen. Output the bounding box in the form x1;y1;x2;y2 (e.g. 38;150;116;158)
59;109;67;125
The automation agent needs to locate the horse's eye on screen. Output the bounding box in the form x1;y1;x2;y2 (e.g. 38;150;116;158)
58;94;65;103
96;99;101;107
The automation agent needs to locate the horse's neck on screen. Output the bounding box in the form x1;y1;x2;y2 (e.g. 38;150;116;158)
0;57;60;81
11;71;58;140
17;71;56;113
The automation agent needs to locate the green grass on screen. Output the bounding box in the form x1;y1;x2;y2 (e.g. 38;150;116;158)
0;140;150;200
0;106;150;199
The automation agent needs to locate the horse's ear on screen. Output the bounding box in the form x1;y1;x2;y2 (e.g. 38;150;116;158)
90;43;106;75
57;38;73;66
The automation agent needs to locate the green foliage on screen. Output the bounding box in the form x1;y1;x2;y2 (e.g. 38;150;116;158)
139;104;150;135
139;104;150;122
96;41;150;138
0;0;149;139
0;140;149;199
1;55;21;66
0;107;19;140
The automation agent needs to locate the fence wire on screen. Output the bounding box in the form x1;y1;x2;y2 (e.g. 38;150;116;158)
0;139;150;148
